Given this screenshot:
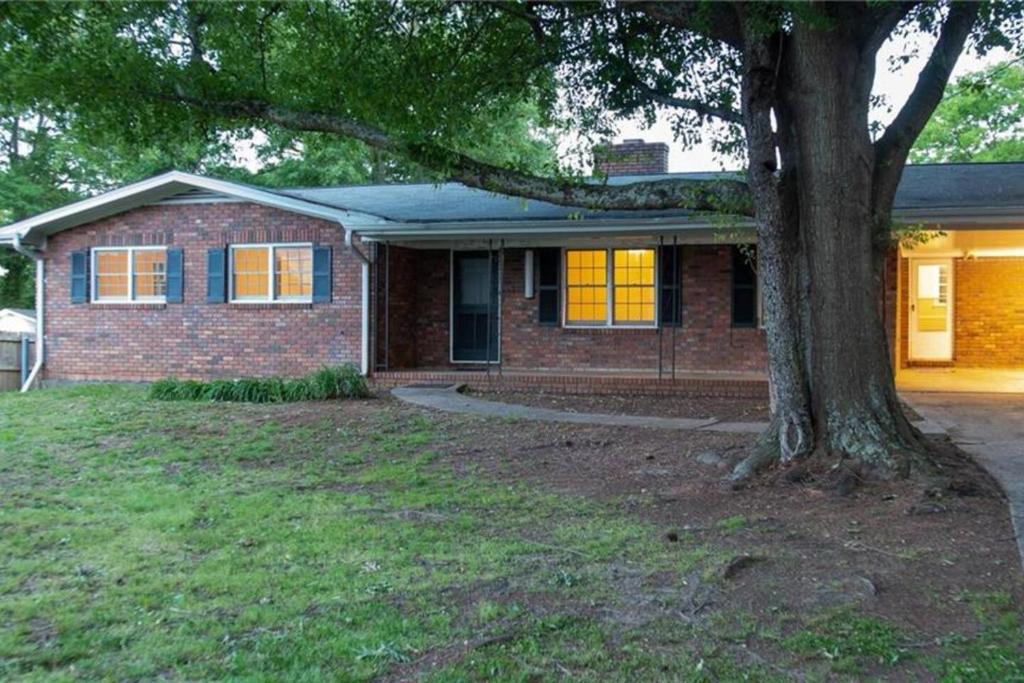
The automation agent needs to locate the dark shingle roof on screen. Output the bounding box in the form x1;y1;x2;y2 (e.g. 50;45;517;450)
276;162;1024;224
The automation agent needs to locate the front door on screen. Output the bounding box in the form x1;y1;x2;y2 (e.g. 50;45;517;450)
451;251;499;363
909;258;954;361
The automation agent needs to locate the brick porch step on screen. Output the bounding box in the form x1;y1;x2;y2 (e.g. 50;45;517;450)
371;369;768;399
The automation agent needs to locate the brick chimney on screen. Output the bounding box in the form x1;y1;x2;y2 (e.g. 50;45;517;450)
593;139;670;177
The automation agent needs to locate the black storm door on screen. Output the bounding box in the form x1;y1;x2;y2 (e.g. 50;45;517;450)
452;251;499;362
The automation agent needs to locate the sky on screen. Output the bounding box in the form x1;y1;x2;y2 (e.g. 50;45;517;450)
612;39;1012;172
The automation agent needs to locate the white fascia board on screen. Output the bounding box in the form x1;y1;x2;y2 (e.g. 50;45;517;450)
0;171;390;248
0;309;35;323
353;216;757;241
355;207;1024;242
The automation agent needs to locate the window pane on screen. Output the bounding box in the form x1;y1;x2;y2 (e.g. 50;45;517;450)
274;247;312;299
731;246;758;327
95;250;129;299
233;247;269;298
133;250;167;298
733;288;757;326
566;250;607;323
612;249;655;324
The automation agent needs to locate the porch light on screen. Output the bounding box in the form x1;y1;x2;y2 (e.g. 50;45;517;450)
967;248;1024;258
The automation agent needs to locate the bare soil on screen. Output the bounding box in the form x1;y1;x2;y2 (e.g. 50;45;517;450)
375;394;1022;668
468;388;771;421
469;388;925;423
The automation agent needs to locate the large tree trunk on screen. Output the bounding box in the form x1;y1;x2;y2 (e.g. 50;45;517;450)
733;15;928;482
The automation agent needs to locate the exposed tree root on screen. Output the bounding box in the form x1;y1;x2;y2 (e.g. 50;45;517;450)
731;405;936;488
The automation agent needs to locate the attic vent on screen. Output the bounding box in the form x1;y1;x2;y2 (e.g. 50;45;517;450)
156;188;240;205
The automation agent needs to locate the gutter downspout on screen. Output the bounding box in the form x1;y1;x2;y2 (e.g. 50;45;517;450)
12;233;43;392
344;227;372;377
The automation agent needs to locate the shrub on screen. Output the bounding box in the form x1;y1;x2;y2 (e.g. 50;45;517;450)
148;365;369;403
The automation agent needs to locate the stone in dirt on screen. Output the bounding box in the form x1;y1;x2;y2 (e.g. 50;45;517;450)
696;451;727;468
720;554;765;580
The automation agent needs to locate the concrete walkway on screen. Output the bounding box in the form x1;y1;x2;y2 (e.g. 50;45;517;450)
903;392;1024;568
391;385;767;434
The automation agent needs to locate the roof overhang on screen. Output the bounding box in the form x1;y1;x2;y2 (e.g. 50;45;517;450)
350;206;1024;245
0;309;35;323
0;171;390;249
352;216;757;243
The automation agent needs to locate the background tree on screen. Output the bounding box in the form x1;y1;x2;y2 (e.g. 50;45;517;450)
911;60;1024;163
2;1;1021;481
0;100;558;308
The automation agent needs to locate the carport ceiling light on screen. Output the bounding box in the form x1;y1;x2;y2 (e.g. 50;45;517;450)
968;248;1024;258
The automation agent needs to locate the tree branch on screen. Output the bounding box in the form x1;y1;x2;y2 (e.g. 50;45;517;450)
873;2;979;211
860;1;920;56
169;96;753;214
615;34;743;123
629;78;743;123
625;1;744;49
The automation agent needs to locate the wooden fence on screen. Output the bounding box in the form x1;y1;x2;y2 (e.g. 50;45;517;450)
0;333;32;392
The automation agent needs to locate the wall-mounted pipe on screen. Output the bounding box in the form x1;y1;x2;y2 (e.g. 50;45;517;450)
12;233;44;391
344;227;372;377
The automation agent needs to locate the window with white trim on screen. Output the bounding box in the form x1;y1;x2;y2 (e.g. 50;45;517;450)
92;246;167;302
564;248;657;327
229;243;313;302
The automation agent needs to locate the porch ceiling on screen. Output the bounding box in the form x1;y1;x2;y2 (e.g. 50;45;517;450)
901;229;1024;258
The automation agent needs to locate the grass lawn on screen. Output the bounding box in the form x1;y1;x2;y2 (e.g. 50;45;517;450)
1;385;1022;681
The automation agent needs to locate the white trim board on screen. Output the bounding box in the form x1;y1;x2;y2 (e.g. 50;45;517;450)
0;171;390;248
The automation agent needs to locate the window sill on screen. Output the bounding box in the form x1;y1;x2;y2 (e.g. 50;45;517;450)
562;325;658;333
89;302;167;310
227;302;315;310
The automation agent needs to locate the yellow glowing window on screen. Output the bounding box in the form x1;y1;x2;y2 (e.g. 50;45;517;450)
275;247;313;298
133;250;167;298
566;250;608;323
93;247;167;301
95;250;129;300
232;246;270;299
231;244;313;301
613;249;655;324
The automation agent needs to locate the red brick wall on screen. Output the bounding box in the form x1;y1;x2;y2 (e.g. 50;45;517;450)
43;203;363;382
954;257;1024;367
898;255;1024;368
380;245;768;373
593;140;670;177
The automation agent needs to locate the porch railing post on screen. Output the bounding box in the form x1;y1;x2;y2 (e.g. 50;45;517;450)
658;236;664;381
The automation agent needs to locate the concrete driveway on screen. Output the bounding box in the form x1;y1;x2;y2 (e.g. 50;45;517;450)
903;392;1024;568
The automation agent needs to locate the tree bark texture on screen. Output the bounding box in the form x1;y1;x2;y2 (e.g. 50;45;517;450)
733;13;930;481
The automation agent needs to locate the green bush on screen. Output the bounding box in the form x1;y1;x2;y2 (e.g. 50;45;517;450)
148;365;370;403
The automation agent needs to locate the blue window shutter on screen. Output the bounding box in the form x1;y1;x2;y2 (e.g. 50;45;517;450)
206;248;226;303
166;248;184;303
312;246;332;303
536;247;560;326
70;251;89;304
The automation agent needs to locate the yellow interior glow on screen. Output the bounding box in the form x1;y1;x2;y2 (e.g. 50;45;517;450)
233;246;269;298
613;248;655;323
95;250;129;299
133;250;167;298
275;247;313;298
565;250;607;323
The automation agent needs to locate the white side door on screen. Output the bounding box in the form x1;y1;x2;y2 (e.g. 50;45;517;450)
909;258;954;361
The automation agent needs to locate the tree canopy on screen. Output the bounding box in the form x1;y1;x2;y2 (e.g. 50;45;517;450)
912;60;1024;163
3;1;1023;479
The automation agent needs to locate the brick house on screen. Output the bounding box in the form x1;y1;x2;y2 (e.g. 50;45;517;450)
2;140;1023;395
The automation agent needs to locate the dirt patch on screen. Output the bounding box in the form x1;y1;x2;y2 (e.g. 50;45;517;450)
468;389;770;421
466;389;926;425
399;397;1022;649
